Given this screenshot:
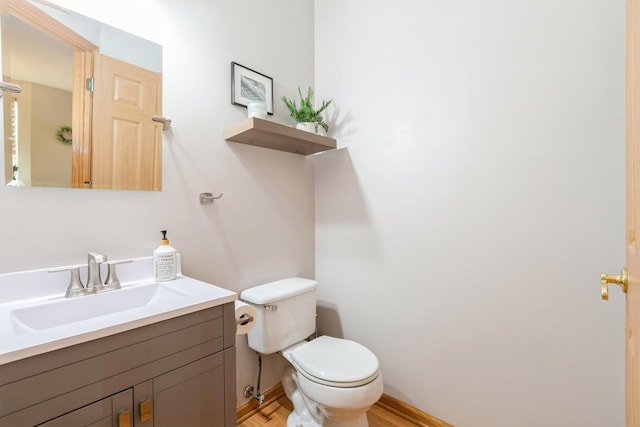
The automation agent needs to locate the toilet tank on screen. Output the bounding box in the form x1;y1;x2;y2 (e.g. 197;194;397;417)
240;277;318;355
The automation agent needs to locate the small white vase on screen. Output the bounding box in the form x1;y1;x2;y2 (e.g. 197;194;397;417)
296;122;317;133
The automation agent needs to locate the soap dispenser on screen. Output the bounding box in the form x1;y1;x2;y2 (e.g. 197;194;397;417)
153;230;177;281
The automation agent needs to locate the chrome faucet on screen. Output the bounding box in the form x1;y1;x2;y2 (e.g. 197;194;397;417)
86;252;107;292
49;254;132;298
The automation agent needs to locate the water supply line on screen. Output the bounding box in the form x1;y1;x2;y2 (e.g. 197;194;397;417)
243;352;265;404
242;314;319;405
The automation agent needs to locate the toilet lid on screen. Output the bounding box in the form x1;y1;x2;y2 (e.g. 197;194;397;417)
290;336;379;387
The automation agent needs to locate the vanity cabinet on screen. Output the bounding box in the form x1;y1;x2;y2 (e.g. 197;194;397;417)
0;303;236;427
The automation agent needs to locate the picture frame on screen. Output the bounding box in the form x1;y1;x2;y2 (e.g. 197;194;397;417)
231;62;274;115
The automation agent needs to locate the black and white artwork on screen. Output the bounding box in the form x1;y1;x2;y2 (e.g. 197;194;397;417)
240;75;266;102
231;62;274;114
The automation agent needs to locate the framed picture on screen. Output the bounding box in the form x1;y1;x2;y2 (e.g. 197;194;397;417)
231;62;274;115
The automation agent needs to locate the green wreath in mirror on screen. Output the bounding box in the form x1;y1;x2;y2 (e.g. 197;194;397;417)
56;126;72;145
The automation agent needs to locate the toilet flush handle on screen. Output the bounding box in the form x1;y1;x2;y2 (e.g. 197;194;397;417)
264;304;278;311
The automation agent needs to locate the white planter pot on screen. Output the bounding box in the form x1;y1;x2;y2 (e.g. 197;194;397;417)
296;122;317;133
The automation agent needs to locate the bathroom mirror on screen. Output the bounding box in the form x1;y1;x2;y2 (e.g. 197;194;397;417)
1;0;163;191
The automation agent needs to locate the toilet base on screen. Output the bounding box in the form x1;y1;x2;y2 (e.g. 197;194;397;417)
287;412;321;427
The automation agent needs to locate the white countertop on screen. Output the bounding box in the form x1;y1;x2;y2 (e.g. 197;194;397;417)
0;257;237;365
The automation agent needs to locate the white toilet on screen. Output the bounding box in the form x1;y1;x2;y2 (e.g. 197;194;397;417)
240;277;383;427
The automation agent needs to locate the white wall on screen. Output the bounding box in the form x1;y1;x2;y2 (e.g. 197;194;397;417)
314;1;626;426
0;0;315;407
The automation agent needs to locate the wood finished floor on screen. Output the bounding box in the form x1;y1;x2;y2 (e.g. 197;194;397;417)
238;395;421;427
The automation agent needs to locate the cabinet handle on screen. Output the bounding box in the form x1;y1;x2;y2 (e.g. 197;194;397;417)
118;410;131;427
140;398;153;422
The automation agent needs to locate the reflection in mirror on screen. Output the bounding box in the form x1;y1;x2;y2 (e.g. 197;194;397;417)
1;0;163;191
2;12;73;187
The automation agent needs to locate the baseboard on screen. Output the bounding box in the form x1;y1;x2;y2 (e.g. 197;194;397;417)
376;394;453;427
236;383;285;423
236;383;453;427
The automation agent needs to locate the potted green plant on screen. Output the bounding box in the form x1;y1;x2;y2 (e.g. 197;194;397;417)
281;87;333;133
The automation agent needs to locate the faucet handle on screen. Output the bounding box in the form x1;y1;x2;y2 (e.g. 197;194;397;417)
88;252;107;263
49;266;86;298
103;260;133;291
86;252;108;291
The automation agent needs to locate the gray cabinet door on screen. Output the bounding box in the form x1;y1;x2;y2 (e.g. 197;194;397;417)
153;353;225;427
38;389;133;427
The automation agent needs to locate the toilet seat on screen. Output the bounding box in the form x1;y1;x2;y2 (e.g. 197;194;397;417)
289;336;380;388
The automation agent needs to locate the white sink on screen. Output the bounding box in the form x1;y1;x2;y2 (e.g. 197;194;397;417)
0;257;237;365
11;282;190;335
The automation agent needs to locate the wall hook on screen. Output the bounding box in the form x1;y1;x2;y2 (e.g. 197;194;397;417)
200;192;223;204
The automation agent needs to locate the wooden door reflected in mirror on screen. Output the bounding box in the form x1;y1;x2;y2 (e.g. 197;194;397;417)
1;0;163;191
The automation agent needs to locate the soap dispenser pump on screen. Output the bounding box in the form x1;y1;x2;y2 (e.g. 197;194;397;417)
153;230;177;281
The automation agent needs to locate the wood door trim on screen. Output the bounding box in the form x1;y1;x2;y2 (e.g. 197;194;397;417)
628;0;640;425
71;51;93;188
1;0;97;52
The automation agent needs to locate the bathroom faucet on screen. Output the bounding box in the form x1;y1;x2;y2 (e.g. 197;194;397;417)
50;253;131;298
86;252;107;292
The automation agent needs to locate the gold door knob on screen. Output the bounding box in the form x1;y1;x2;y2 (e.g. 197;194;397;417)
601;268;628;300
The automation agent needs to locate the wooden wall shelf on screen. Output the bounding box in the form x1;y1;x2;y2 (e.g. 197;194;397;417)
223;117;336;155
